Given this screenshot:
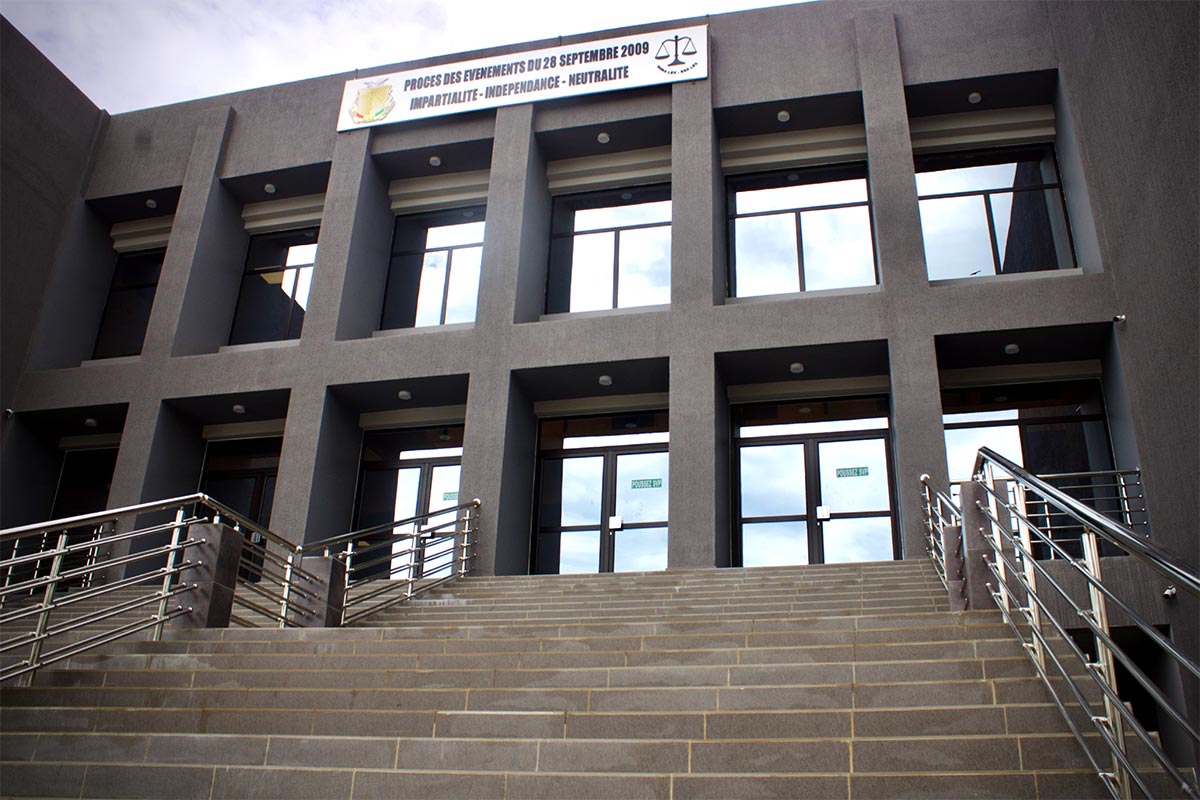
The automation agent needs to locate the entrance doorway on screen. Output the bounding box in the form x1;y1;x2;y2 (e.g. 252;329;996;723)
534;412;669;575
734;397;897;566
353;427;464;581
200;437;282;580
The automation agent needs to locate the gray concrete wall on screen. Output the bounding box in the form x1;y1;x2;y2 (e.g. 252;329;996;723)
3;2;1196;595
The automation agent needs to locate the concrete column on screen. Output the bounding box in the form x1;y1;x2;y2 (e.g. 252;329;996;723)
270;384;361;547
458;368;536;576
139;106;242;358
299;129;394;343
173;522;242;629
667;349;730;569
853;7;927;290
474;103;550;329
670;77;724;309
889;338;949;559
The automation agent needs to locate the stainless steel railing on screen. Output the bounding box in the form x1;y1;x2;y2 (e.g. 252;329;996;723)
920;473;963;601
0;494;322;682
923;449;1198;799
299;498;480;625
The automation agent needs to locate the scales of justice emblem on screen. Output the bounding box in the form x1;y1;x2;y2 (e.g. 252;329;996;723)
655;34;699;74
349;78;396;125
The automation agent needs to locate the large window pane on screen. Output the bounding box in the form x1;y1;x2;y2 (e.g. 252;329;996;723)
742;521;808;567
568;232;616;312
555;457;604;527
615;451;668;524
230;228;317;345
444;246;482;324
559;530;600;574
413;251;449;327
919;195;994;280
817;439;890;513
801;205;875;291
739;444;806;517
822;517;893;563
943;425;1024;483
733;214;799;297
576;200;671;231
613;526;668;573
616;226;671;308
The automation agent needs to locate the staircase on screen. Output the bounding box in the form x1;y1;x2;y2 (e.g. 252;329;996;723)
0;560;1138;799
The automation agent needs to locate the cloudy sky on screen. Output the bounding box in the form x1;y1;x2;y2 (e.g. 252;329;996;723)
4;0;803;114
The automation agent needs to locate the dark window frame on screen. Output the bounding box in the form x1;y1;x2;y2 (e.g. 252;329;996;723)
546;184;672;314
726;162;877;298
92;248;165;359
227;226;319;346
380;206;486;331
916;143;1078;279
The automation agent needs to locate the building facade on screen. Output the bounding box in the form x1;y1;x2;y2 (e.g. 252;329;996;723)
1;3;1196;589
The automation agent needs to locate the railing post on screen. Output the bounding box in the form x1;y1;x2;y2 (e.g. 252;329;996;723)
279;550;296;630
153;508;186;641
980;464;1013;620
296;554;347;627
1012;483;1046;672
1081;525;1132;799
458;500;480;578
959;481;998;613
22;530;69;685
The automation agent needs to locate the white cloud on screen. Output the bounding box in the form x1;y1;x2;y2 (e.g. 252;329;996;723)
4;0;806;113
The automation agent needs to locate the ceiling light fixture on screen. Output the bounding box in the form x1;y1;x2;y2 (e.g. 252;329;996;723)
462;210;475;218
620;192;633;201
263;183;277;194
439;428;451;442
145;198;158;209
967;91;983;104
596;131;611;144
786;173;799;182
428;155;442;167
1004;343;1021;355
231;404;246;415
598;375;613;387
83;417;98;428
776;110;791;123
789;362;805;374
397;390;412;400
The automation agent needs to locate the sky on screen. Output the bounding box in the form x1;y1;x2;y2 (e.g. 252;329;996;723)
3;0;804;114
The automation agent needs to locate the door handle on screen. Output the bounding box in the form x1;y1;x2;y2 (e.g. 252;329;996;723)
816;506;831;521
608;516;624;530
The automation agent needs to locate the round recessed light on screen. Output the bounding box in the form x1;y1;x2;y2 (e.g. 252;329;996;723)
428;155;442;167
397;390;412;401
777;110;791;123
624;421;638;429
263;183;276;194
83;417;98;428
231;404;246;415
789;362;805;374
620;192;633;201
462;210;475;218
597;131;611;144
798;407;812;415
967;91;983;105
994;395;1009;403
786;173;799;182
1004;343;1021;355
439;429;451;442
598;375;613;387
145;198;158;209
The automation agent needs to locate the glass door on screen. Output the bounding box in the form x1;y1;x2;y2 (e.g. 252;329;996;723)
200;437;282;580
353;427;463;581
534;412;669;575
735;397;897;566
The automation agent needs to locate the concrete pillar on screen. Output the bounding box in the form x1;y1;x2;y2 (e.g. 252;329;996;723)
889;338;949;559
139;106;242;358
299;129;394;343
670;76;724;309
173;522;242;629
474;103;550;329
960;481;1000;612
271;384;361;547
459;368;536;576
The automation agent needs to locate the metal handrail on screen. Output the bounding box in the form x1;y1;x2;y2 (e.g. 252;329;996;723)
973;448;1197;594
927;449;1200;799
324;499;480;625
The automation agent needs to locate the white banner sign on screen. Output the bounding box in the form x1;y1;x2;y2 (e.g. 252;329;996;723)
337;25;708;131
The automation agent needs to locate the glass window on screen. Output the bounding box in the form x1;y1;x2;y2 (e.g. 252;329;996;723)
381;207;485;330
917;145;1075;280
728;164;876;298
546;185;671;314
92;249;164;359
228;228;318;345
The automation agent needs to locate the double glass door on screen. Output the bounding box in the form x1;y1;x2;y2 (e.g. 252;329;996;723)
736;398;897;566
354;427;464;581
535;413;669;575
